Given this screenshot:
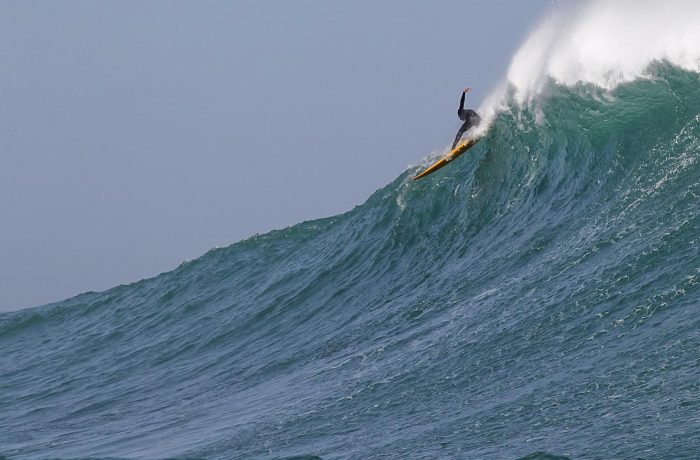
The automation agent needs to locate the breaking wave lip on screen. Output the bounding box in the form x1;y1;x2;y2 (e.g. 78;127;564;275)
477;0;700;127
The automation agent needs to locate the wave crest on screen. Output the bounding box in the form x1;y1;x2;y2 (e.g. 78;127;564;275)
479;0;700;123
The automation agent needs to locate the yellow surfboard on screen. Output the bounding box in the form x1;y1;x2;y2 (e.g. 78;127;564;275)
412;138;479;181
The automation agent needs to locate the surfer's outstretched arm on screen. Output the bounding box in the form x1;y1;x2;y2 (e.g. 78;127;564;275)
458;87;470;120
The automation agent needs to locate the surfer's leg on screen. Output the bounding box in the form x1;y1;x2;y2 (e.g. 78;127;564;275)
452;122;468;149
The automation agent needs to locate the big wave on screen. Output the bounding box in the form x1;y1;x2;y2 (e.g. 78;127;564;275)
1;2;699;459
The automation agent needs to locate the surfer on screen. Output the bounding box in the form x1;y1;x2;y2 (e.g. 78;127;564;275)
412;88;483;180
452;88;481;149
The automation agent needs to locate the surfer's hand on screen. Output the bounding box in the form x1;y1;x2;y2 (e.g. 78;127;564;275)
464;87;471;93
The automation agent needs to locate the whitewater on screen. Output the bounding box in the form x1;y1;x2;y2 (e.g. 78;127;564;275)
2;1;699;459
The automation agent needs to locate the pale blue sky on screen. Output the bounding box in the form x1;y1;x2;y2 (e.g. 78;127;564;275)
0;1;550;311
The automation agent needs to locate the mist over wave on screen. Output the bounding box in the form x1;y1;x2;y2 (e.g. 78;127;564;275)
2;2;699;459
478;0;700;125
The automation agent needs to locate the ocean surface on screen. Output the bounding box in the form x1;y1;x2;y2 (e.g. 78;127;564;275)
2;62;699;459
3;2;700;457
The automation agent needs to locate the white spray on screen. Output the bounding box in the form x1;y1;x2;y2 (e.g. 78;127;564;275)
477;0;700;128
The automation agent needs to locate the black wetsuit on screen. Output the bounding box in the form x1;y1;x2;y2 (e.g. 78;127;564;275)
452;91;481;149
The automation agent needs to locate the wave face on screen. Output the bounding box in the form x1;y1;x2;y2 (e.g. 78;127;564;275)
2;63;698;460
3;4;700;456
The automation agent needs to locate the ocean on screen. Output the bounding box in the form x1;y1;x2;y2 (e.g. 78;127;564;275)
2;2;699;459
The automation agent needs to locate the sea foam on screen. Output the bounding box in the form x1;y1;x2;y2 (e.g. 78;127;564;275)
477;0;700;125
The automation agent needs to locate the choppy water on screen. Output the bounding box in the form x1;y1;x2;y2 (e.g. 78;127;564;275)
2;64;699;459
